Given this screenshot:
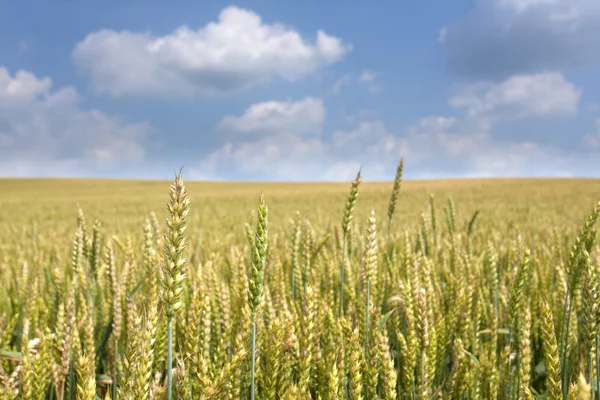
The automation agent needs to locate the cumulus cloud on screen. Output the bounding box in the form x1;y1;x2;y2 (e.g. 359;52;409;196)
194;101;469;181
397;116;565;177
332;121;390;154
0;69;52;102
442;0;600;79
382;72;581;174
391;72;583;176
331;114;573;179
73;6;350;98
194;135;330;180
328;117;489;175
193;97;329;180
0;66;150;177
449;73;580;121
194;72;588;180
217;97;325;138
386;72;585;176
195;98;398;181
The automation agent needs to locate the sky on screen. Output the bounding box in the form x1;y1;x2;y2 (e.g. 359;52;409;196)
1;0;600;181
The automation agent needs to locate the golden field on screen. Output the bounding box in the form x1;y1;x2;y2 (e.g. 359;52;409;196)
2;177;599;237
2;173;600;399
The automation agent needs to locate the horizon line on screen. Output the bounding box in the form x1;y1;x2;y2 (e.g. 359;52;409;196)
0;176;598;184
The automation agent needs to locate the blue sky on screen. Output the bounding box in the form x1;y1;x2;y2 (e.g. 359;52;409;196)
1;0;600;181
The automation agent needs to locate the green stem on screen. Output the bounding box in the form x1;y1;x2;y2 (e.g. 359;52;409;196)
562;294;573;399
85;259;90;308
365;281;370;357
167;317;173;400
339;235;347;317
590;348;594;399
113;343;118;400
386;217;394;283
421;352;425;400
595;335;599;400
68;352;75;400
559;289;569;396
251;321;257;400
387;217;392;259
291;264;296;301
507;314;517;400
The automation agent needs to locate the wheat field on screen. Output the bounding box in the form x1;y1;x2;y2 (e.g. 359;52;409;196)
2;164;600;399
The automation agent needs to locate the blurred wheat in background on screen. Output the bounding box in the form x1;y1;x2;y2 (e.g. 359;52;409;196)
2;161;600;399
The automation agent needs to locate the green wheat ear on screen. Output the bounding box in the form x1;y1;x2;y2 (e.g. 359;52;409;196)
161;171;191;319
387;158;404;224
387;158;403;257
248;192;268;400
342;170;361;235
160;170;191;400
339;169;361;317
248;192;268;319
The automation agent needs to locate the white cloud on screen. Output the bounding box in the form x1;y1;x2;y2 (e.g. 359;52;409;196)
328;113;568;179
401;116;482;159
73;6;350;98
0;66;149;177
199;106;453;181
332;74;352;94
217;97;325;137
359;71;376;83
385;72;584;176
449;73;580;121
194;135;329;180
497;0;559;13
360;71;382;93
323;161;363;181
343;73;583;177
338;121;395;150
0;69;52;103
197;98;336;180
443;0;600;79
194;72;591;180
399;116;563;176
195;97;329;180
388;72;583;176
331;70;381;94
323;116;541;179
